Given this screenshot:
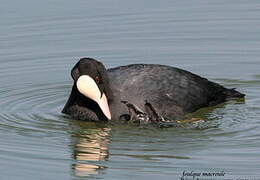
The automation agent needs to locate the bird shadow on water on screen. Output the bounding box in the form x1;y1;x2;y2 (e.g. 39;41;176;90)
68;120;111;178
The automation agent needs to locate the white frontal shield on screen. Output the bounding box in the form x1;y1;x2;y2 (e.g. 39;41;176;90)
76;75;111;120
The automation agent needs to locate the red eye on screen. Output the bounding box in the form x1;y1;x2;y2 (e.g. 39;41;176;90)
95;76;102;84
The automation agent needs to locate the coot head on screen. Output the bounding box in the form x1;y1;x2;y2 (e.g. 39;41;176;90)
66;57;113;120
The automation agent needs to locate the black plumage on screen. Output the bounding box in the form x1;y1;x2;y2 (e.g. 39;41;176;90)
62;58;245;122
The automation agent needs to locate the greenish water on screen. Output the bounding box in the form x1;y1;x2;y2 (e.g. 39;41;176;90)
0;0;260;179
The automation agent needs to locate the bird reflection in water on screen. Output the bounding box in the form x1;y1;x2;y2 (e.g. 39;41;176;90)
71;125;111;177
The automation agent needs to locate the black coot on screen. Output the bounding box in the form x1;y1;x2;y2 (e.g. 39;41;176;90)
62;58;245;122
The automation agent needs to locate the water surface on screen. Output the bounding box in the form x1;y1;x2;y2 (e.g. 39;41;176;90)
1;0;260;179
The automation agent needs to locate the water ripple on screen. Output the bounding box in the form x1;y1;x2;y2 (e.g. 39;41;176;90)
0;81;69;136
